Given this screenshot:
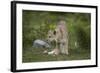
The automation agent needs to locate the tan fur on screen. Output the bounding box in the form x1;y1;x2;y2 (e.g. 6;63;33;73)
47;20;68;55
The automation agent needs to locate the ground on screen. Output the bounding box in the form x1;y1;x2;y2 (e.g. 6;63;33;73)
23;48;90;63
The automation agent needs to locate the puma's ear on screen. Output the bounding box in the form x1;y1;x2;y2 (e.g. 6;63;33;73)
53;31;56;35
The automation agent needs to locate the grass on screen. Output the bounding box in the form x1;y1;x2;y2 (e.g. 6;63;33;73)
22;47;90;63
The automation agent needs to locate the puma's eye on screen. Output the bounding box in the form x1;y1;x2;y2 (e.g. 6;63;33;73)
49;36;51;38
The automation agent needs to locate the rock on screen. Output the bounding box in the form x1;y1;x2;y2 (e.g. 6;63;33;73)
33;39;51;48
